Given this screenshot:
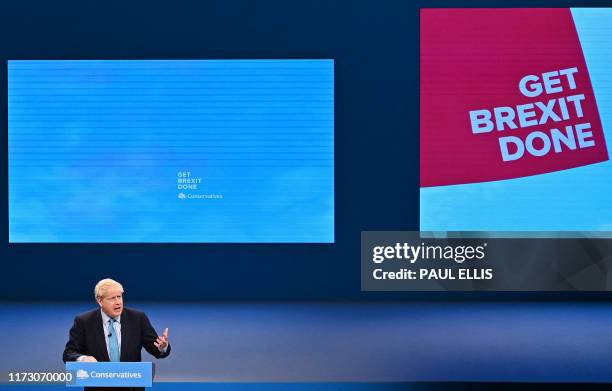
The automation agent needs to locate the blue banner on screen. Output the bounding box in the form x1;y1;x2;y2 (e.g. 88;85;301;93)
65;362;153;388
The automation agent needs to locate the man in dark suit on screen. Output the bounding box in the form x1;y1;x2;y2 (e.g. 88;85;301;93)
63;278;171;387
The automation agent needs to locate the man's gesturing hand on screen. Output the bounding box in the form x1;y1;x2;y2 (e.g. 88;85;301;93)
154;328;169;351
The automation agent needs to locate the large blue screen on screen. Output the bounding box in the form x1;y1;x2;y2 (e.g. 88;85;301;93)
8;60;334;243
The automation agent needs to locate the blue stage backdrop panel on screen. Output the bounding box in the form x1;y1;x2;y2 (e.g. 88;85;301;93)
8;60;334;243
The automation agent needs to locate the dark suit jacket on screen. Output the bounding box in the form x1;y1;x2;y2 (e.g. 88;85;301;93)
63;307;171;363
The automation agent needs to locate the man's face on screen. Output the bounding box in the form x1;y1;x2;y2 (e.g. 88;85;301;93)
97;286;123;318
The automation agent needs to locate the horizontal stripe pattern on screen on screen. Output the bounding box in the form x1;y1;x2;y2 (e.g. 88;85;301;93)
9;60;334;243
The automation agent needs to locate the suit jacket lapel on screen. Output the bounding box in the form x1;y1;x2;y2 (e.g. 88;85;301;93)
120;310;128;361
94;310;111;362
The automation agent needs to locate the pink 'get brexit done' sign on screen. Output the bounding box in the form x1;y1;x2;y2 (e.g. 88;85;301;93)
420;8;607;188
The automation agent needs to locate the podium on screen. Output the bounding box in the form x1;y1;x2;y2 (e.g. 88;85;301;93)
65;362;154;388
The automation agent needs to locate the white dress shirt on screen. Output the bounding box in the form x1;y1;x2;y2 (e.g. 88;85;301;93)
100;310;122;358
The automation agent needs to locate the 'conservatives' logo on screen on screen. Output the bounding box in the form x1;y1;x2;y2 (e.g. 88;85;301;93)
76;370;89;380
421;8;608;187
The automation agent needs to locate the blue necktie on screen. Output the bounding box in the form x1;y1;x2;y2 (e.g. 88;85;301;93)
108;318;120;362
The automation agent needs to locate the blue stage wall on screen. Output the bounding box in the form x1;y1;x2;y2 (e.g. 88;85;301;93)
1;0;611;301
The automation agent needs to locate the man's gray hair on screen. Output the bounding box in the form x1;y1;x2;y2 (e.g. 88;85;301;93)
94;278;124;300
